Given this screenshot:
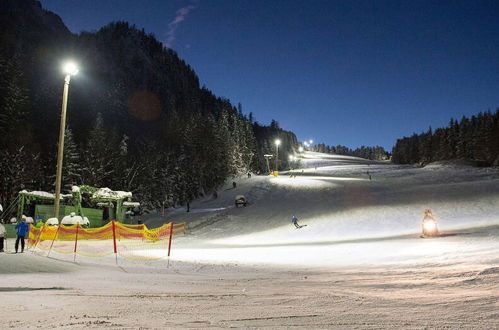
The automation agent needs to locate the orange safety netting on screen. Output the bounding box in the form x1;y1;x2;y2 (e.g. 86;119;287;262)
28;221;186;260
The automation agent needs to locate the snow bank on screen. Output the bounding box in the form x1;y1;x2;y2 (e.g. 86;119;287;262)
61;213;89;226
46;218;59;225
22;215;34;224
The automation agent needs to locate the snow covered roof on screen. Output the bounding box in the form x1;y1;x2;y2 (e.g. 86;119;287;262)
123;201;140;207
19;190;72;200
96;202;113;207
92;187;132;200
20;190;55;199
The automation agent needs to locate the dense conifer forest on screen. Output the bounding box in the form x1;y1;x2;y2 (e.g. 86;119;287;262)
314;143;389;161
0;0;298;212
1;0;497;216
391;111;499;166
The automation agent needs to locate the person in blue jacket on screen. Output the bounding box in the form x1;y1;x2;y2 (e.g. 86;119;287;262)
15;218;29;253
291;215;300;228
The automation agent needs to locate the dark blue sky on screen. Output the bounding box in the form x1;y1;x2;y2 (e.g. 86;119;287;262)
41;0;499;150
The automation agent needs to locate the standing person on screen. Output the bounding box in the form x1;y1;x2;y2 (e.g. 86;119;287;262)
291;215;300;228
15;218;29;253
232;181;237;189
0;220;5;252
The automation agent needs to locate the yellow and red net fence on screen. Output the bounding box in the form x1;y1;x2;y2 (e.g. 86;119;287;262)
27;221;186;261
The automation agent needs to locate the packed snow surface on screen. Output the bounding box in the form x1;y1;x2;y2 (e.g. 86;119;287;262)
2;152;499;329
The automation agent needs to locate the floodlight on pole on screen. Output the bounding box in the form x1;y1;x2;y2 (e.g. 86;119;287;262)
274;139;281;171
54;61;79;219
63;62;79;76
288;155;295;170
298;146;304;153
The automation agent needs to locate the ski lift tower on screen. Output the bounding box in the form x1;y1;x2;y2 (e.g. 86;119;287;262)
263;154;273;174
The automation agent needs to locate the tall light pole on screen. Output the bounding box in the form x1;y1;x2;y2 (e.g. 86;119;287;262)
54;61;79;218
264;154;273;174
274;139;281;172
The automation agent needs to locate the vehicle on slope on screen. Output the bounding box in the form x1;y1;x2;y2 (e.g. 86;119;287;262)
421;209;439;237
235;195;247;207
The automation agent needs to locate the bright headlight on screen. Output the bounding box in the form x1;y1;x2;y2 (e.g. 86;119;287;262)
423;221;436;231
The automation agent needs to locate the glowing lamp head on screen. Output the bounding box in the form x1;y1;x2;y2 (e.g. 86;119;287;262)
298;146;304;152
309;139;313;144
289;155;295;161
275;139;281;146
62;62;79;76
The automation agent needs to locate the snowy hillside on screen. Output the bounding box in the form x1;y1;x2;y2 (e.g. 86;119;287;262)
147;151;499;267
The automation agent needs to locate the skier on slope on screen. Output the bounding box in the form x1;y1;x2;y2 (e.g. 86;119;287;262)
291;215;300;228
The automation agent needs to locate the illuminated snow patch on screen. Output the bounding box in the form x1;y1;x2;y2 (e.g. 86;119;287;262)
271;176;339;188
171;238;486;268
312;175;365;181
210;205;425;247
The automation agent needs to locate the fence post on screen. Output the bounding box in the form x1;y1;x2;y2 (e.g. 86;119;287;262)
73;223;79;263
112;221;118;265
167;222;174;257
47;225;60;258
31;224;45;253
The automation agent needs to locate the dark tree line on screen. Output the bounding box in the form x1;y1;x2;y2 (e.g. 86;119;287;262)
392;110;499;166
253;119;299;172
0;0;298;214
314;143;389;161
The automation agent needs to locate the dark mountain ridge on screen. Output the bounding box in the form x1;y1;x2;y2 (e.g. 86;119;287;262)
0;0;298;212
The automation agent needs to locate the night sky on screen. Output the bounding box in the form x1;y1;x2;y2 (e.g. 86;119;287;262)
40;0;499;150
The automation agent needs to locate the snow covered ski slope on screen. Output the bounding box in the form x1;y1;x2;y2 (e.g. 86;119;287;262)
157;151;499;268
2;152;499;329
